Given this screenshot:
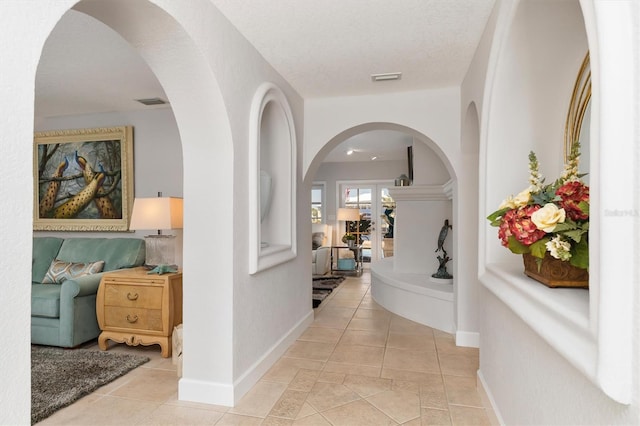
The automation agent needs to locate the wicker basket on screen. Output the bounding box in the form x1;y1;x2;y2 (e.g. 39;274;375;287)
522;253;588;288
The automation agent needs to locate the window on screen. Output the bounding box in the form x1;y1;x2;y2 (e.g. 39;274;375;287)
344;187;371;243
311;183;325;224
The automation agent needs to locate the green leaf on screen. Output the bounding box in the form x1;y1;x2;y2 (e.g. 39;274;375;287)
487;208;509;226
531;187;556;205
578;201;590;216
529;238;550;258
563;229;586;243
507;236;531;254
553;221;577;232
570;238;589;269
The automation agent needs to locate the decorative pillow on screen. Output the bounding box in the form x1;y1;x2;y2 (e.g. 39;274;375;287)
312;232;325;250
42;259;105;284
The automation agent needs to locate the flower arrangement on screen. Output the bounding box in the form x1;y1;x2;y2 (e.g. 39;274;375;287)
487;143;589;270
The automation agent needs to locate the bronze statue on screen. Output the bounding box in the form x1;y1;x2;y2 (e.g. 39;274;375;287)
432;219;453;279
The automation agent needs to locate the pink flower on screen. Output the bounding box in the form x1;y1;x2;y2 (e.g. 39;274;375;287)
556;181;589;221
498;206;546;247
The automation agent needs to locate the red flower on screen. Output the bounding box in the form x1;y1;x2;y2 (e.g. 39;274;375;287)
556;181;589;220
498;205;546;247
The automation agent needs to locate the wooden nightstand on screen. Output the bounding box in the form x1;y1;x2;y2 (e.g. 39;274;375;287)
96;267;182;357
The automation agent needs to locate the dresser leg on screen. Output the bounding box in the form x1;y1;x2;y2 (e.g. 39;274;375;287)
98;333;109;351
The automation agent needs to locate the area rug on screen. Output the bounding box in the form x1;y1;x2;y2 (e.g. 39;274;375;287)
312;275;345;308
31;345;150;424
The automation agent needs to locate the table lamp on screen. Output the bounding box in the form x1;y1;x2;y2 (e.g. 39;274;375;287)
129;194;183;267
337;207;360;245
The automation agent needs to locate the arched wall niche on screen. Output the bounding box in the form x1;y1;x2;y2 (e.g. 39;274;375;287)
249;82;297;274
55;0;237;404
480;0;631;404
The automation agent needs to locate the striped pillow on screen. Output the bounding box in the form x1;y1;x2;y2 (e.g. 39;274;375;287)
42;259;105;284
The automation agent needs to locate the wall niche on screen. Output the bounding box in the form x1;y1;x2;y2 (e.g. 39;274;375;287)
249;83;297;274
480;0;631;404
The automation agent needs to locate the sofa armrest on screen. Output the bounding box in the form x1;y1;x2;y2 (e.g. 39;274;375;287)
314;247;331;275
55;272;104;347
60;272;104;299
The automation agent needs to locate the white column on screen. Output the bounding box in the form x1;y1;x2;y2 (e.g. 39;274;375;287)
389;183;453;275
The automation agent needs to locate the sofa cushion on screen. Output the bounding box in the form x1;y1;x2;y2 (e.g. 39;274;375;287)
42;259;105;284
31;284;61;318
56;238;145;272
32;237;64;283
312;232;325;250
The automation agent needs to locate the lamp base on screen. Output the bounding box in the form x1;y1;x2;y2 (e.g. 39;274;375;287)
144;235;176;267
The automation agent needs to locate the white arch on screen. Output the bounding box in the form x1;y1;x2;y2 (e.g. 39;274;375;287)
304;122;456;185
72;0;237;404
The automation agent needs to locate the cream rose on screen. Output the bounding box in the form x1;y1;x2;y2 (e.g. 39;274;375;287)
498;196;516;210
512;188;532;208
531;203;566;232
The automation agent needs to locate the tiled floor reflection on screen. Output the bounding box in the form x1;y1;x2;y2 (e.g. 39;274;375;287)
37;270;491;425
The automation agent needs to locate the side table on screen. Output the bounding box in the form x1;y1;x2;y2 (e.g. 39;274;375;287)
330;245;363;276
96;267;182;357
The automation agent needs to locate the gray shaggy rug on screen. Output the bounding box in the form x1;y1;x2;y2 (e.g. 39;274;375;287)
312;276;346;308
31;345;149;424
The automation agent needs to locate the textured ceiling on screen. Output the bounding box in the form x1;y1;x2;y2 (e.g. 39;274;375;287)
323;131;413;163
211;0;495;97
35;1;495;160
36;10;168;118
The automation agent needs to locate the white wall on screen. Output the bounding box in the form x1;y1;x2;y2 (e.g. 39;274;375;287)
0;1;308;421
473;0;640;423
455;0;500;348
304;88;460;181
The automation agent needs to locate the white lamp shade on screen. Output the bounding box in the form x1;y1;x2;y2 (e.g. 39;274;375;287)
337;207;360;222
129;197;183;230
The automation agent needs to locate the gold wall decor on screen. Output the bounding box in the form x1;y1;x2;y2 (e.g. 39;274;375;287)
34;126;134;231
564;52;591;162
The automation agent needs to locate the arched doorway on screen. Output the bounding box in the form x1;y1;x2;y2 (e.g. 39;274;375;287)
29;0;236;407
305;122;459;332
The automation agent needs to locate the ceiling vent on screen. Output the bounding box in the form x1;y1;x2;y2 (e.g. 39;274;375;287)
135;97;168;106
371;72;402;82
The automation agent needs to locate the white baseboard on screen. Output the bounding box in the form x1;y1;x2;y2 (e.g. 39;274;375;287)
233;310;314;403
477;370;504;426
179;309;314;407
456;330;480;348
178;378;235;407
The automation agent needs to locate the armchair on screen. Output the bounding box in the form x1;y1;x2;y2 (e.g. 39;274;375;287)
311;224;332;276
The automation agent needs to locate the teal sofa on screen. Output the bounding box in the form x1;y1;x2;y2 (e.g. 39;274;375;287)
32;237;145;348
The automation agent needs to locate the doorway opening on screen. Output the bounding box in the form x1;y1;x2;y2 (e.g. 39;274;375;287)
337;181;396;263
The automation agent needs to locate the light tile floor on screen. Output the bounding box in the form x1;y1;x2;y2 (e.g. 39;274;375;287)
38;270;491;425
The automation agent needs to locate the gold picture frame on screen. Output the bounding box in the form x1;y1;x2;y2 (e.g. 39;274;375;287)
34;126;134;231
564;52;591;162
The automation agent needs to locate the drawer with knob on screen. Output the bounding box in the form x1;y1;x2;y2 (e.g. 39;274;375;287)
103;284;163;309
96;267;182;357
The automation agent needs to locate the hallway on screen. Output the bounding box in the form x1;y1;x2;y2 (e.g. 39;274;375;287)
39;271;490;425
